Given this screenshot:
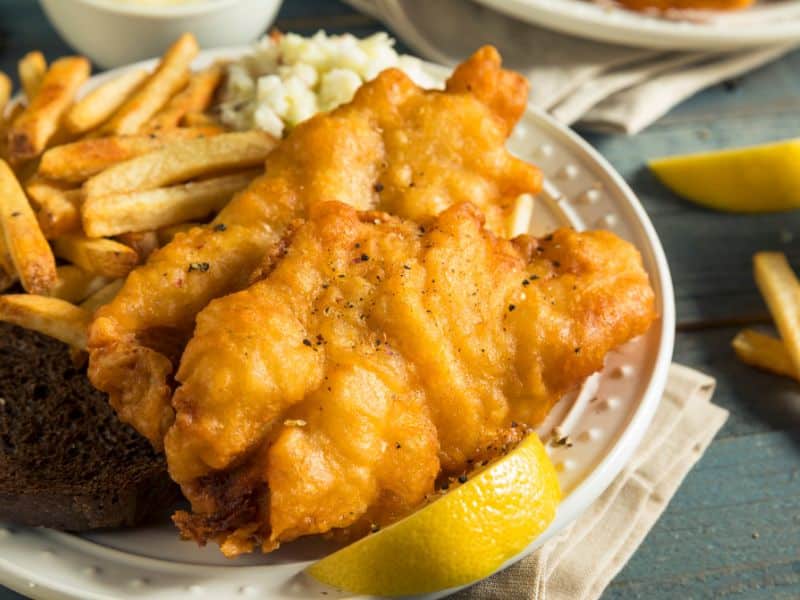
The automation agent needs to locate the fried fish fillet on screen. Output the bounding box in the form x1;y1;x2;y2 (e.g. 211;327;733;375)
168;201;656;556
87;46;541;447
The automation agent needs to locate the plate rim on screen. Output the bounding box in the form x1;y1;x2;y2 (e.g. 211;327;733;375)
473;0;800;50
0;45;676;600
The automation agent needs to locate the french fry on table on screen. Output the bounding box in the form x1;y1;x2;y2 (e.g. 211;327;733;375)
0;227;15;276
65;68;149;134
8;56;90;161
52;234;138;278
753;251;800;378
508;194;535;238
84;130;275;198
102;33;199;135
147;64;222;131
157;221;201;245
83;170;258;237
26;177;82;238
80;279;123;314
116;230;159;262
18;51;47;101
0;159;57;293
732;329;796;380
38;125;223;183
0;294;90;349
0;71;11;114
49;264;110;304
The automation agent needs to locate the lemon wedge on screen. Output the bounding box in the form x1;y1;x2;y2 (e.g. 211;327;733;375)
306;433;560;596
649;139;800;213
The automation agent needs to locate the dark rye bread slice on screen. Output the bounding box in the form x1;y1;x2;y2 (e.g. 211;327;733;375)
0;321;180;530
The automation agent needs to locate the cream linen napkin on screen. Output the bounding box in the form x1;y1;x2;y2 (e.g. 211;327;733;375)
452;363;727;600
345;0;796;134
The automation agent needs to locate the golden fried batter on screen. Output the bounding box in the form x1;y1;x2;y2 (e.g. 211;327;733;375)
169;201;656;556
88;47;541;447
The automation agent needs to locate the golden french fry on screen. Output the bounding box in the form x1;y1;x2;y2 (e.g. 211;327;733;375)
0;102;24;161
65;68;149;134
103;34;199;135
52;234;138;278
8;56;90;161
116;230;159;262
0;267;15;292
147;64;222;131
18;51;47;101
0;159;57;293
0;294;90;349
0;227;14;276
183;112;219;128
39;125;223;183
26;177;82;238
80;279;123;314
83;170;257;237
157;221;201;245
84;130;275;199
753;252;800;379
49;264;110;304
0;72;11;115
509;193;534;238
732;328;797;380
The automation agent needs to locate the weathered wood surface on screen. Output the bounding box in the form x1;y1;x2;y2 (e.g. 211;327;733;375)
1;1;798;598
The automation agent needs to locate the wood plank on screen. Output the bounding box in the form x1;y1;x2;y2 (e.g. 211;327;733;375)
606;431;800;599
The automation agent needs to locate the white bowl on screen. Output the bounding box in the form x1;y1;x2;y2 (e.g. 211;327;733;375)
38;0;283;68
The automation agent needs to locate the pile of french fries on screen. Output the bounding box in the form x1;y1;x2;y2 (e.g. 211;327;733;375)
732;252;800;381
0;33;276;352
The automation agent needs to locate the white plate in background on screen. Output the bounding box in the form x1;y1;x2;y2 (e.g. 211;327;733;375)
474;0;800;50
0;48;675;599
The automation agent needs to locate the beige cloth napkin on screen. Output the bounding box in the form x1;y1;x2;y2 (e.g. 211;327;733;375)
451;363;727;599
346;0;796;134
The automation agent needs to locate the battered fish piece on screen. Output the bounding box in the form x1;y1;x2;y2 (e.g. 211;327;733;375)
168;201;656;556
88;46;541;447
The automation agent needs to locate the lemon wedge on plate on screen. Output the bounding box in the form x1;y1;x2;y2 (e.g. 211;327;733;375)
306;433;560;596
649;139;800;213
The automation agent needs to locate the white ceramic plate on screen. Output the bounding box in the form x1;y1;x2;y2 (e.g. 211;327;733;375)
474;0;800;50
0;48;675;600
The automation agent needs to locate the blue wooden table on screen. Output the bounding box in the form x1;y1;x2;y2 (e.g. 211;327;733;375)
1;1;798;598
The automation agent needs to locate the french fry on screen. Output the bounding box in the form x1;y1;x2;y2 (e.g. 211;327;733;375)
509;193;534;237
26;177;82;238
183;112;219;128
52;234;138;278
0;159;57;293
0;267;15;293
102;33;199;135
38;125;223;183
0;294;90;349
8;56;90;160
84;130;275;198
0;227;15;276
83;170;257;237
80;279;123;314
18;51;47;101
157;221;201;245
732;329;796;380
0;102;24;160
753;252;800;379
48;264;110;303
65;68;149;134
116;230;159;262
147;64;222;131
0;71;11;114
